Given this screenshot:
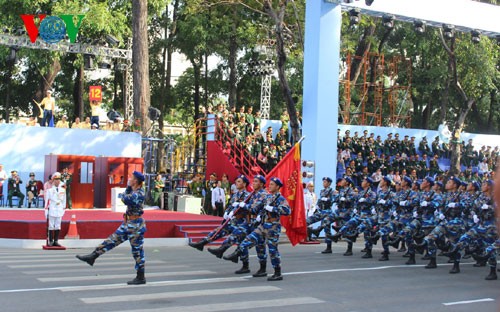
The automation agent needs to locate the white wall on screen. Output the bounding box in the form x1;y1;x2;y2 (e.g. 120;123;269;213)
0;124;142;196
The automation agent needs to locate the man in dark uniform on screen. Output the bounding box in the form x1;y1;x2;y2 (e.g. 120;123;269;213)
203;173;217;214
26;172;38;208
7;170;24;208
76;171;147;285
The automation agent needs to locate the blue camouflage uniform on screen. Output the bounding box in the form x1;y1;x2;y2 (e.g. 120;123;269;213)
335;187;376;240
96;186;147;273
237;192;291;269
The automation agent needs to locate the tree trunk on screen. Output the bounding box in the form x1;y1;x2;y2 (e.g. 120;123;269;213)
132;0;151;136
422;98;431;129
449;100;474;176
227;5;238;108
350;24;376;85
264;1;300;143
487;89;495;132
439;81;449;124
73;63;84;119
35;59;61;101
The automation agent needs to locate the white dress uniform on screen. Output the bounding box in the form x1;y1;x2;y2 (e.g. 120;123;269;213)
45;184;67;230
304;190;318;218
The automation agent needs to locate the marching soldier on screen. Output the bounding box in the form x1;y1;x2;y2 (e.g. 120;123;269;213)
306;177;335;253
76;171;147;285
224;177;291;281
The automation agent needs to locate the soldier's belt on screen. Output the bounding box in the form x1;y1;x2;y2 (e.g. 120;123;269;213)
124;214;142;221
266;217;279;222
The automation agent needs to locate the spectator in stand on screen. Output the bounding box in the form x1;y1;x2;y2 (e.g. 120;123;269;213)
220;173;231;203
26;172;38;208
81;117;92;130
275;127;288;145
429;154;441;176
280;110;289;136
246;106;254;133
268;145;279;169
371;168;383;188
418;136;431;155
90;100;101;129
479;158;490;175
203;173;217;215
112;118;122;131
26;116;39;126
132;118;141;133
151;174;164;207
56;115;69;128
393;170;402;185
71;117;82;129
254;110;262;132
121;119;132;132
40;90;55;127
91;123;99;130
188;174;203;198
265;127;273;143
258;146;270;172
277;139;288;161
237;116;247;138
44;174;53;193
7;170;24;208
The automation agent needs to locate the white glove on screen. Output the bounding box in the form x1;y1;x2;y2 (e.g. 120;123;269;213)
421;201;428;207
378;199;386;205
371;208;376;215
232;202;239;208
239;202;246;208
352;208;357;214
392;211;398;217
481;204;489;210
439;213;445;220
265;205;274;212
473;214;480;224
340;197;346;202
255;215;262;222
413;211;418;218
448;203;456;208
44;209;48;219
223;211;229;220
228;211;234;219
358;198;366;203
399;201;407;206
321;197;328;201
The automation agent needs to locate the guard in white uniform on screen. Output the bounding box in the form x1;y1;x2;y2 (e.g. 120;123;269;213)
44;172;66;246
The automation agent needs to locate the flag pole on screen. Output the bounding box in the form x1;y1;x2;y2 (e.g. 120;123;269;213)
297;136;306;145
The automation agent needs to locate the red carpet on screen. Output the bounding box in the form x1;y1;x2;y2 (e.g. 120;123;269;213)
0;209;222;240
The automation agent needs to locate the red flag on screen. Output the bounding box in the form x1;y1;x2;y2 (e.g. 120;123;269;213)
266;143;307;246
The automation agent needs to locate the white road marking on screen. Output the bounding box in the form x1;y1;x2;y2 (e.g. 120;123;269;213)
443;298;495;306
111;297;325;312
38;270;215;282
21;264;187;275
0;256;132;263
80;285;280;304
8;260;166;268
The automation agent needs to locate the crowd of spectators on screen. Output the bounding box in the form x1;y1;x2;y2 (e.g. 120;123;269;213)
336;129;499;189
212;103;301;172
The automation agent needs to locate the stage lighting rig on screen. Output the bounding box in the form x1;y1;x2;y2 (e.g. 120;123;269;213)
413;20;426;34
443;24;455;39
471;30;481;44
349;9;361;27
382;15;395;29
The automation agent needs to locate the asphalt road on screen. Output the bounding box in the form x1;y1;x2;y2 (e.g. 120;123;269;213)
0;241;498;312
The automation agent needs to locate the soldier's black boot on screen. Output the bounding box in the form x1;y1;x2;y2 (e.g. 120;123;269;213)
223;249;240;263
389;237;401;249
235;260;250;274
47;230;54;247
421;251;431;260
52;230;61;247
327;232;341;243
321;242;332;254
76;250;100;266
472;253;488;267
307;228;313;241
485;266;498;280
343;242;353;256
267;267;283;281
127;271;146;285
449;261;460;274
425;257;437;269
207;245;230;258
253;261;267;277
405;253;416;265
362;248;373;259
379;251;389;261
310;227;323;238
188;238;209;251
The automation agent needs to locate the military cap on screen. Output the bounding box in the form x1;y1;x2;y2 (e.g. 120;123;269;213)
29;172;35;177
486;179;494;186
403;176;412;186
415;180;423;187
364;177;374;184
254;175;266;184
344;176;354;185
132;171;145;182
425;176;435;186
450;176;462;186
461;181;468;187
237;174;249;184
322;177;333;183
472;181;481;191
52;172;61;179
436;181;443;188
270;177;283;187
383;176;393;184
11;170;17;174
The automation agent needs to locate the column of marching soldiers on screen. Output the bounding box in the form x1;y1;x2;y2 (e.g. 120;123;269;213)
188;173;498;281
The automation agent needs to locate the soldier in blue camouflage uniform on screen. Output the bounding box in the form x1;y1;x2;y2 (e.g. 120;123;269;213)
371;176;395;261
188;174;250;252
450;180;498;279
306;177;335;254
224;177;291;281
384;177;418;260
76;171;147;285
328;177;376;257
208;175;267;275
417;176;464;270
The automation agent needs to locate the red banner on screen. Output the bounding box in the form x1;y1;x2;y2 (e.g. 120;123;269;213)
89;85;102;101
266;143;307;246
